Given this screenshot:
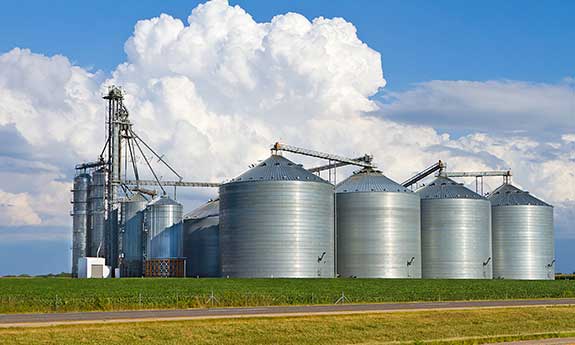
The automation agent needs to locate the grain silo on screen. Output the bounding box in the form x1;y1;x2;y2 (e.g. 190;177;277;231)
144;195;184;277
336;168;421;278
219;154;334;278
418;176;492;279
89;168;106;258
120;193;148;277
183;199;220;278
71;173;91;277
488;183;554;280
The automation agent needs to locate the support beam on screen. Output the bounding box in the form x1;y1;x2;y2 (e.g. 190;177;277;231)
401;160;445;188
308;155;372;173
75;160;106;170
271;142;374;168
130;187;158;196
442;170;512;194
443;170;512;178
121;179;220;188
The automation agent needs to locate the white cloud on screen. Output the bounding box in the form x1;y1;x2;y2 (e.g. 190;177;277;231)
0;190;41;226
0;48;103;159
0;0;573;243
445;134;575;203
562;134;575;143
108;0;384;180
556;202;575;239
379;79;575;136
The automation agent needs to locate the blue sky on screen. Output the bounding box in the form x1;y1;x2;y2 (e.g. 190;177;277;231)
0;0;573;275
1;1;573;90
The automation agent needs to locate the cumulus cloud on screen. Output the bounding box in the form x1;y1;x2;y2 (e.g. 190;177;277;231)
0;0;573;243
556;202;575;239
0;190;41;226
0;48;103;156
378;79;575;137
562;134;575;143
109;0;384;181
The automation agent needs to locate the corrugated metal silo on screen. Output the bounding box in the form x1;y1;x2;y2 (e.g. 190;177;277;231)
120;193;148;277
72;173;91;277
336;168;421;278
183;199;220;277
89;168;106;258
220;154;335;278
418;176;492;279
145;195;183;259
488;183;554;280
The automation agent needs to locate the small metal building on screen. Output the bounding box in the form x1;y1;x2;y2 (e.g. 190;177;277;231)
89;168;106;258
488;183;554;280
77;257;111;279
418;176;492;279
120;193;148;277
71;173;91;277
336;168;421;278
183;199;220;278
219;154;335;278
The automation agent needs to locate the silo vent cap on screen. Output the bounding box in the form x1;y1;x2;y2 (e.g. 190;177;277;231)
225;154;329;184
417;176;484;200
336;168;411;194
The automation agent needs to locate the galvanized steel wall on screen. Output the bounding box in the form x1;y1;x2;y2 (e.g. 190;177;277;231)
183;214;220;277
72;174;91;277
421;199;493;279
492;205;554;280
120;195;148;277
145;198;183;259
220;181;334;278
337;192;421;278
106;209;119;269
89;169;106;257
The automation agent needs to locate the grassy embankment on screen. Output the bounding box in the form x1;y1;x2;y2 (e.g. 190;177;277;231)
1;307;575;345
0;277;574;313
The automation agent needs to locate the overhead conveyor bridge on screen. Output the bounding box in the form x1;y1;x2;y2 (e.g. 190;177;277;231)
401;160;445;188
442;170;512;195
271;142;375;184
121;179;221;188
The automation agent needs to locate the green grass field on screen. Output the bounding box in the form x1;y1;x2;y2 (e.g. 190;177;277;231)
1;277;574;313
2;307;575;344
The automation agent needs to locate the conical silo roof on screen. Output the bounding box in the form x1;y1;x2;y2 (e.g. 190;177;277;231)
336;168;411;193
184;199;219;220
126;192;148;203
488;183;551;207
148;195;181;206
417;176;485;200
227;154;329;184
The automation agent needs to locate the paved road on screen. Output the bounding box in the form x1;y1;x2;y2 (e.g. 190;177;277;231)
488;338;575;345
1;298;574;328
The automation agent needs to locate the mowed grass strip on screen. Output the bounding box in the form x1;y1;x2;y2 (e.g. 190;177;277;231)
2;307;575;345
1;277;575;313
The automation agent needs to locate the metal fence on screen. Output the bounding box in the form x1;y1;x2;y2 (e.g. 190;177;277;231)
1;288;572;313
